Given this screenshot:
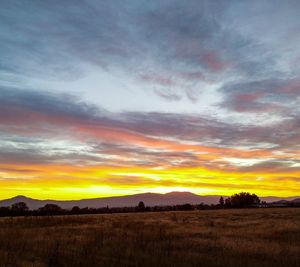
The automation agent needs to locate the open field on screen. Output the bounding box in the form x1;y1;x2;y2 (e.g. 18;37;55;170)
0;208;299;267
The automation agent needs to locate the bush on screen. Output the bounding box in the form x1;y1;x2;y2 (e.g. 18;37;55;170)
225;192;260;208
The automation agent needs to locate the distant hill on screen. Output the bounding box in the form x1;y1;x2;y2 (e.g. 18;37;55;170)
0;192;299;210
260;196;299;203
0;192;220;209
291;198;300;203
268;197;300;207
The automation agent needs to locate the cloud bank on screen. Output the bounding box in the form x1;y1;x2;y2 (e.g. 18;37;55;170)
1;1;300;198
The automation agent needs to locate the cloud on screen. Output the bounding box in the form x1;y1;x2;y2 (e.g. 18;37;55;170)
1;1;300;197
1;0;290;103
2;87;300;175
219;77;300;115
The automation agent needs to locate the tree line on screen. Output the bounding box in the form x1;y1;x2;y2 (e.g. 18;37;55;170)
219;192;260;208
0;192;262;217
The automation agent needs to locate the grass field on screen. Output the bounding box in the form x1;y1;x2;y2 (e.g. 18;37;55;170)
0;208;299;267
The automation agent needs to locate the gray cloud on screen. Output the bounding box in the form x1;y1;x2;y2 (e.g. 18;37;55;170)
1;87;300;173
1;87;300;149
1;0;295;103
219;78;300;115
1;1;300;177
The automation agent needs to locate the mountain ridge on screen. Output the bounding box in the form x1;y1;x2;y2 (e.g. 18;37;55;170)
1;192;300;210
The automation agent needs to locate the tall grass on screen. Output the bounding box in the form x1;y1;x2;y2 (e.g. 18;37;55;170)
0;208;299;267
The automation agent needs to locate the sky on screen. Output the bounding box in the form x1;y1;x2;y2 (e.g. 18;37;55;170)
1;0;300;200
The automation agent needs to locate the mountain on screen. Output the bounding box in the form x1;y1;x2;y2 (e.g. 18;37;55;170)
0;192;299;210
269;197;300;206
260;196;299;203
0;192;221;210
291;198;300;203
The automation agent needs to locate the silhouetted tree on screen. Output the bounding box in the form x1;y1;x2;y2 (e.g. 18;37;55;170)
145;206;151;212
219;196;225;207
0;206;11;217
136;201;146;212
226;192;260;208
197;203;209;210
11;202;29;215
177;203;193;211
224;198;231;207
71;206;81;214
80;207;90;214
38;204;62;215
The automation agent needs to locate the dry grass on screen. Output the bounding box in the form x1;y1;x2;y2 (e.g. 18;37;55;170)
0;208;300;267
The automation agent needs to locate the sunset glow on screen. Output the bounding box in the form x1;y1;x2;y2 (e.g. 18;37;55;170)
1;1;300;200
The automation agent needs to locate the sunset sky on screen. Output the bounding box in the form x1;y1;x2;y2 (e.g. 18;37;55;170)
1;0;300;200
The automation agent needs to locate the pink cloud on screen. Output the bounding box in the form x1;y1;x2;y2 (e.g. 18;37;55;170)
230;92;282;113
276;79;300;94
201;51;228;72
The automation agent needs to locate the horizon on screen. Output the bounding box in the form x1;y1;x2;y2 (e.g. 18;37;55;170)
1;1;300;200
1;191;300;202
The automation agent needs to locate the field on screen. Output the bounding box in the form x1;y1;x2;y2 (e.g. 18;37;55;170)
0;208;299;267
